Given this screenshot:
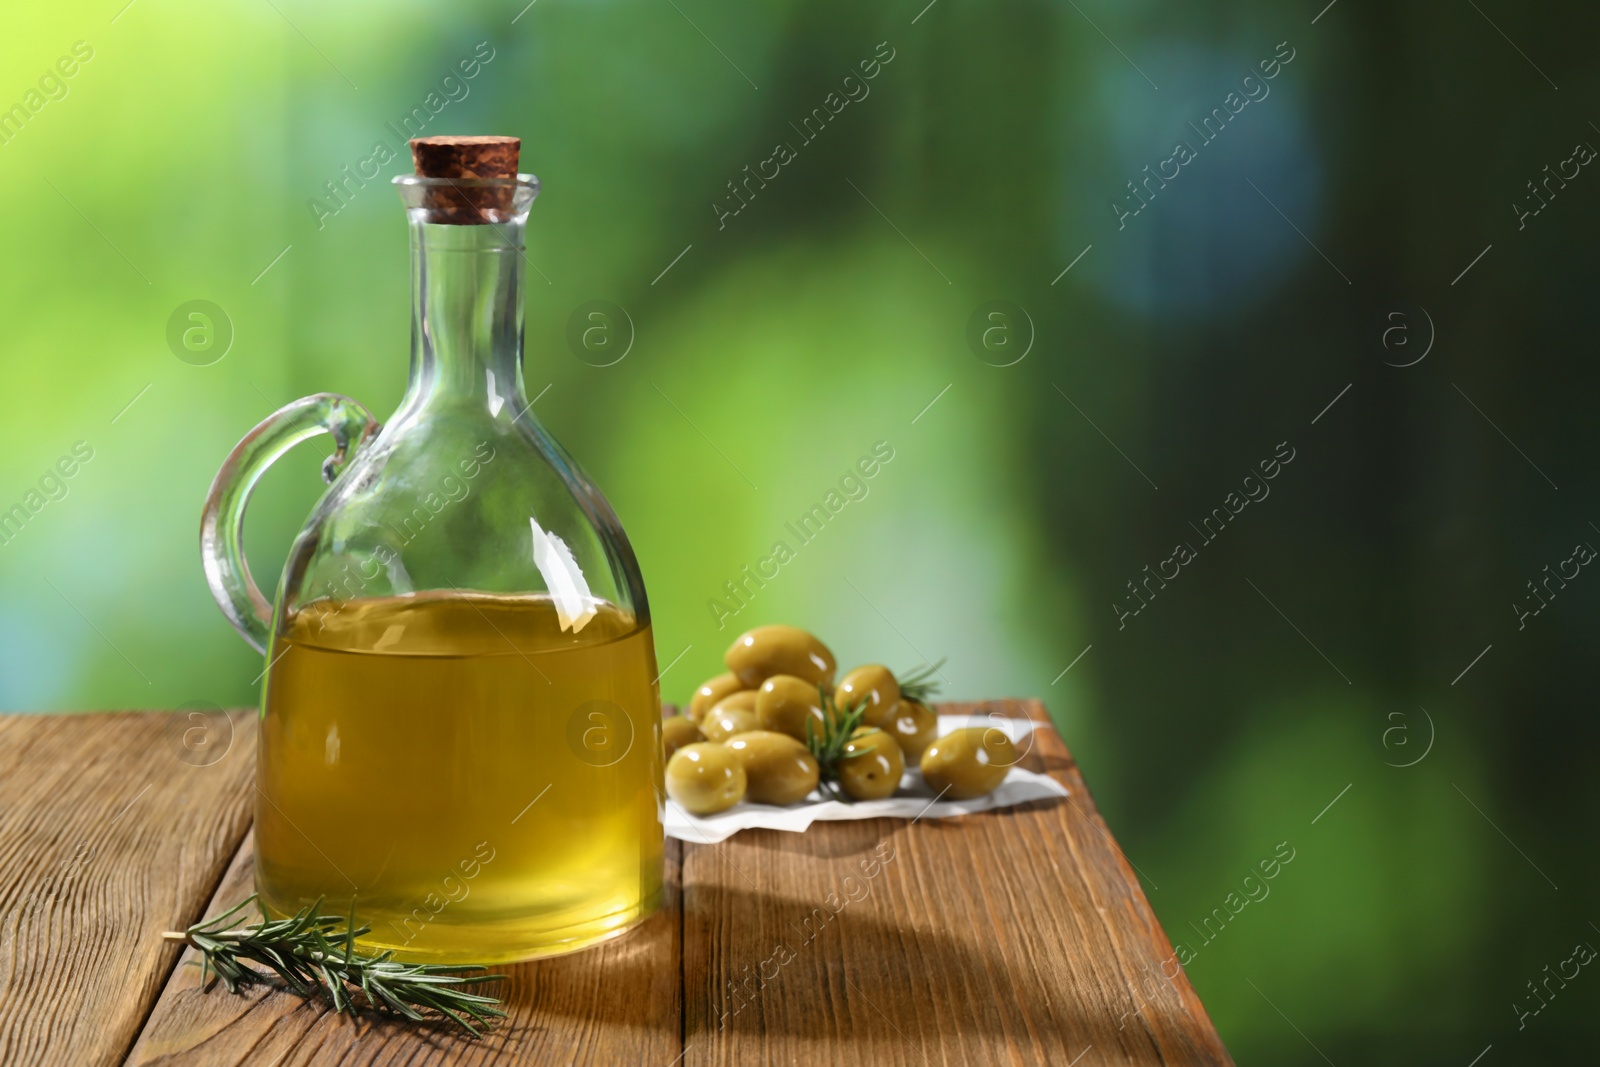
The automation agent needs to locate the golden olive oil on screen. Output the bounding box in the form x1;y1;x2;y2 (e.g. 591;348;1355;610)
256;593;664;963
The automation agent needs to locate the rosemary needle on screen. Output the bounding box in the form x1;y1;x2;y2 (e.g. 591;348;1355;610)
806;686;868;802
896;657;946;706
162;895;507;1036
806;661;943;801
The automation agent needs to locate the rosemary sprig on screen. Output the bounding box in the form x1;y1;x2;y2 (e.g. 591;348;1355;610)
805;685;868;802
896;658;947;706
161;895;507;1036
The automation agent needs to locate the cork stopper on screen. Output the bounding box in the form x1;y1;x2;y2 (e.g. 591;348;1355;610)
408;136;521;224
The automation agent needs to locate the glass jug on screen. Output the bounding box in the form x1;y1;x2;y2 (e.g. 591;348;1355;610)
199;136;664;964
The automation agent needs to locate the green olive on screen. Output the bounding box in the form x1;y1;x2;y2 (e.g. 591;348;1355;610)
920;726;1015;799
701;693;761;743
837;727;905;801
661;715;705;760
886;699;937;763
665;742;747;814
835;664;900;727
707;689;757;718
756;674;828;742
725;625;836;689
724;731;821;805
688;671;745;723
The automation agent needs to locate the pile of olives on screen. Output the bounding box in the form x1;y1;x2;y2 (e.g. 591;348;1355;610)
662;624;1016;816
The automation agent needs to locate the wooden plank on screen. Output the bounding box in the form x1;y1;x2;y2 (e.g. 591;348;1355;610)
679;699;1232;1066
102;697;1222;1063
0;710;256;1067
125;832;684;1065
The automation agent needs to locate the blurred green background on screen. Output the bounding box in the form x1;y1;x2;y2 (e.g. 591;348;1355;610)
2;0;1596;1060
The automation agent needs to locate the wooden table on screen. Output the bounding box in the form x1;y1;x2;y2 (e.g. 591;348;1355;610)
0;700;1231;1065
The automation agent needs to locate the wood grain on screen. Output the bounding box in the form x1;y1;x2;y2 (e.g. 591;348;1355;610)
680;699;1232;1066
125;832;683;1066
0;710;255;1067
3;704;1230;1065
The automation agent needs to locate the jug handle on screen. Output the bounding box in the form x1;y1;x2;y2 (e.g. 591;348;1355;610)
199;393;379;653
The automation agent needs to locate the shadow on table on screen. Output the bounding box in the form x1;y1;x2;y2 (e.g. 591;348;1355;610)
680;882;1116;1048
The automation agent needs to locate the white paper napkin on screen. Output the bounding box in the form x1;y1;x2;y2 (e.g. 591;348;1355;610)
664;716;1069;844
